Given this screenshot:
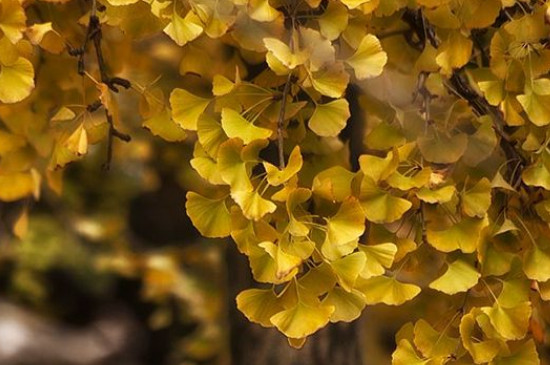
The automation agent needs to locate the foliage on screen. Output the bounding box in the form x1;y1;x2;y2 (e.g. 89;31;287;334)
3;0;550;363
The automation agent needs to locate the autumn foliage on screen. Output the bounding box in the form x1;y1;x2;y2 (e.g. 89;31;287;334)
2;0;550;363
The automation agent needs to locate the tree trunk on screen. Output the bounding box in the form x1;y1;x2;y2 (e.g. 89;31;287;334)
226;244;365;365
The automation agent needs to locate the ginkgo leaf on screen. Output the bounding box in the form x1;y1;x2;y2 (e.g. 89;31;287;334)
248;243;297;284
346;34;387;79
259;241;302;280
143;108;187;142
0;0;26;44
416;186;456;204
490;339;540;365
359;176;412;224
0;172;36;202
318;1;348;41
413;319;460;358
387;168;432;191
358;243;397;278
392;339;429;365
286;187;311;237
460;309;502;364
221;108;273;144
309;62;350;98
263;145;302;186
185;192;231;238
217;138;264;192
463;117;498;166
248;0;280;22
322;198;365;259
236;288;283;327
65;124;88;156
0;57;35;104
163;11;203;46
522;154;550;190
436;31;473;75
517;80;550;127
51;107;76;122
329;252;367;291
323;287;365;323
358;275;421;306
429;259;480;295
523;242;550;282
270;301;334;339
232;190;276;221
418;131;468;164
170;88;210;130
212;74;235;96
197;115;227;157
308;99;350;137
312;166;356;202
263;37;308;70
427;216;489;253
462;177;492;218
481;302;532;341
358;150;398;183
25;22;65;54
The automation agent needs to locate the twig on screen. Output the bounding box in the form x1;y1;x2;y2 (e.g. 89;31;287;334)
277;73;292;169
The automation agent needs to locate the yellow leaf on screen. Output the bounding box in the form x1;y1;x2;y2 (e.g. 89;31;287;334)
0;0;26;43
413;319;460;358
236;288;283;327
185;192;231;238
0;172;35;202
429;259;480;294
231;190;276;221
169;88;211;130
417;131;468;164
460;309;501;364
517;80;550;126
358;275;421;305
436;31;473;75
0;57;35;104
481;302;532;341
263;145;302;186
461;177;492;218
309;62;350;98
359;243;397;278
322;198;365;259
359;150;398;183
221;108;273;144
163;11;203;46
416;185;456;204
427;216;489;253
523;241;550;282
51;107;76;122
25;22;65;54
359;176;412;224
346;34;387;80
392;339;430;365
143;108;187;142
323;287;365;322
197;114;227;157
263;37;308;70
318;1;348;41
491;339;540;365
312;166;356;202
329;252;367;291
212;74;235;96
270;301;334;339
248;0;281;22
65;124;88;156
308;99;350;137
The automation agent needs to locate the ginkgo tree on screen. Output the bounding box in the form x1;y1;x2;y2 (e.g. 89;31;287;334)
3;0;550;363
